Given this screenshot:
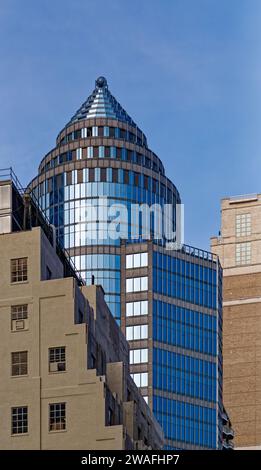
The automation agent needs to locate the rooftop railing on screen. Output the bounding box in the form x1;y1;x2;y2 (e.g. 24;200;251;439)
0;167;85;286
179;244;218;262
0;167;24;194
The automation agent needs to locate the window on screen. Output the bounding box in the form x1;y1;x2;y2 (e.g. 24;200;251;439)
87;147;93;158
126;278;132;292
11;351;28;376
140;300;148;316
49;403;66;431
124;170;129;184
89;168;95;182
131;372;148;388
105;146;110;158
78;309;84;323
109;127;115;138
129;133;135;143
49;347;66;372
119;128;126;139
78;168;83;183
130;348;148;364
81;128;87;138
126;325;148;341
99;146;105;158
100;168;107;182
104;126;109;137
134;277;140;291
126;302;133;317
134;172;140;186
108;407;114;425
11;305;28;331
92;126;98;137
236;213;251;237
143;396;148;404
74;130;81;139
110;146;116;158
112;168;118;183
141;277;148;291
91;353;96;369
126;253;148;269
12;407;28;434
76;148;82;160
66;171;72;185
46;266;52;280
235;242;251;265
95;167;100;182
126;300;148;317
11;258;28;283
126;276;148;293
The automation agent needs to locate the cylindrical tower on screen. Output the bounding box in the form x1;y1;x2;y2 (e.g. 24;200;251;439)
28;77;223;451
29;77;180;321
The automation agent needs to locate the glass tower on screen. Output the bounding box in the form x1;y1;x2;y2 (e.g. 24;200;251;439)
29;77;223;449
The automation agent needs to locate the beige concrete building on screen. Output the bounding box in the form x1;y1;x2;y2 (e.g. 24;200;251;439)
211;194;261;449
0;176;163;450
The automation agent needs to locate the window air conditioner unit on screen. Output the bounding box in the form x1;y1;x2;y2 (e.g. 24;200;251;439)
12;319;25;331
50;362;66;372
50;362;58;372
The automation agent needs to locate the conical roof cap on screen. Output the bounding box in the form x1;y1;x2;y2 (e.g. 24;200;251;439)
67;76;138;128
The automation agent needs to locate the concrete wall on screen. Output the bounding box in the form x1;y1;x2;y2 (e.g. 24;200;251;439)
0;226;163;449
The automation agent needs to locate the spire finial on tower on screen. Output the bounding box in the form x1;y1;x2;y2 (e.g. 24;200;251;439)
95;76;107;89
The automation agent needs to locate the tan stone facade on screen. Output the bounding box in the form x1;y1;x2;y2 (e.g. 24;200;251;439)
211;194;261;449
0;192;163;450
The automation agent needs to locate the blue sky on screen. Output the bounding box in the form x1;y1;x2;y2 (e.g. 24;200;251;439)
0;0;260;249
